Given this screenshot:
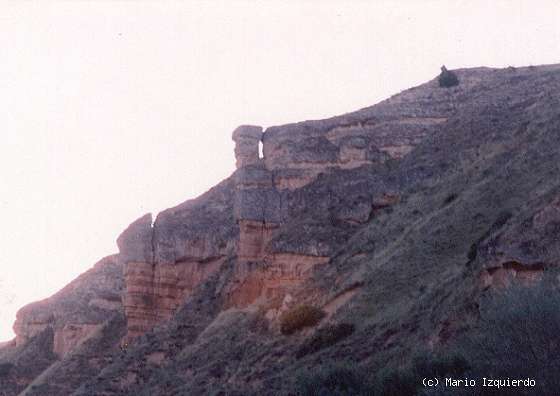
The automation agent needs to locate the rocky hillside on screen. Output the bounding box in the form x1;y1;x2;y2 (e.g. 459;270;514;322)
2;63;560;395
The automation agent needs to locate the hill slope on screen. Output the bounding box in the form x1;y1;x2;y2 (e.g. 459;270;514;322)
2;63;560;395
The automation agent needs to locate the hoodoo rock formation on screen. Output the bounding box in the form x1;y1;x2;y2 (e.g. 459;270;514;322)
4;64;560;395
231;125;263;168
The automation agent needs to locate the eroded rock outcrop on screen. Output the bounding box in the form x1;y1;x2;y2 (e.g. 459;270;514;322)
476;194;560;288
226;254;329;309
122;257;228;340
261;92;453;190
228;126;331;309
13;255;123;357
121;70;460;336
116;69;482;339
119;178;238;340
232;125;263;168
233;135;280;262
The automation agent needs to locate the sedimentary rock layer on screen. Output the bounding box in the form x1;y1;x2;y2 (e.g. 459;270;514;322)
13;255;123;357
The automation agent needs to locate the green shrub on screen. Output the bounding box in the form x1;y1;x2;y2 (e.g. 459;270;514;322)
296;322;355;358
294;351;468;396
411;352;469;379
295;362;373;396
443;193;458;206
492;210;512;230
280;305;325;335
0;362;14;377
438;66;459;88
375;366;417;396
467;243;478;261
459;279;560;395
467;211;512;261
374;352;469;396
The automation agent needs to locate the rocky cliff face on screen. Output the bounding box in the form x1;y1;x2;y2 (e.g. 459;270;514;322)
2;256;123;395
5;63;560;395
115;99;427;338
118;179;238;340
12;255;123;357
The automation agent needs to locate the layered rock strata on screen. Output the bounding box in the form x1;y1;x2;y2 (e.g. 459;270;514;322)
232;125;263;168
476;194;560;288
13;255;123;357
118;66;560;339
119;179;238;340
229;126;331;309
120;78;458;336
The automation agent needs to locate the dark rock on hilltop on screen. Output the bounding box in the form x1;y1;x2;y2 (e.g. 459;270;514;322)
438;65;460;87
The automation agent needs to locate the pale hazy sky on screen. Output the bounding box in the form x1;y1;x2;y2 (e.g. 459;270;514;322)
1;1;559;341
